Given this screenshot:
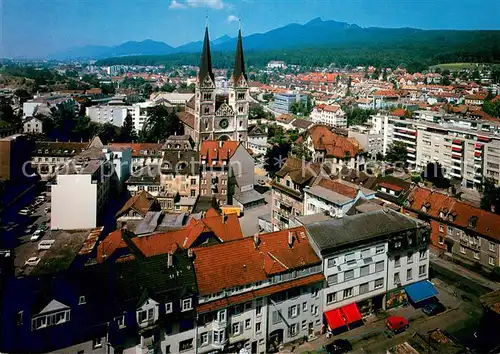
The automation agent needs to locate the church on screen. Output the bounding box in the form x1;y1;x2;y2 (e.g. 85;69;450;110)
179;27;249;146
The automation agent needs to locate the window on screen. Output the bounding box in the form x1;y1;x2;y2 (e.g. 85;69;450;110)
374;278;384;289
375;261;384;272
344;269;354;281
407;252;413;264
438;236;444;245
201;332;209;345
311;305;319;316
255;304;262;316
289;323;299;337
343;288;353;298
181;298;192;311
31;310;71;330
460;246;466;254
419;265;427;277
115;315;125;328
474;251;479;259
190;178;196;186
272;310;282;324
245;318;251;330
213;330;225;344
360;265;370;276
232;322;241;336
93;337;103;349
165;345;171;354
16;311;23;326
376;245;385;254
165;302;173;314
359;282;369;294
489;256;495;266
78;296;86;305
490;242;495;252
394;272;400;284
288;305;299;318
327;274;338;285
327;258;336;268
302;302;308;312
179;339;193;352
406;269;413;281
327;292;336;304
256;322;261;333
439;224;444;232
419;250;427;260
447;226;454;236
218;309;226;322
302;320;307;330
245;302;252;310
232;304;243;315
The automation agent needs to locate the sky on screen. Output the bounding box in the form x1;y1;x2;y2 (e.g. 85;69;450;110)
1;0;500;58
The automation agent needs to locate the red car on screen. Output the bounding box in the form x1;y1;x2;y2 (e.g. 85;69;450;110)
386;316;409;333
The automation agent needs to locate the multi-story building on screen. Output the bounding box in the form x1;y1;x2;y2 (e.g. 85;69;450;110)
193;226;324;354
109;143;163;171
22;116;44;134
247;125;268;156
86;101;157;133
0;134;34;181
190;28;249;145
31;141;89;177
404;186;500;270
22;95;78;119
303;178;376;218
347;126;384;157
271;93;308;115
271;157;331;231
304;209;431;328
267;60;287;70
310;104;347;128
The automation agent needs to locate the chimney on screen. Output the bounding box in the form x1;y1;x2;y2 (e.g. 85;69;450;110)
219;140;223;148
253;233;260;248
187;248;194;258
288;231;294;248
167;251;173;268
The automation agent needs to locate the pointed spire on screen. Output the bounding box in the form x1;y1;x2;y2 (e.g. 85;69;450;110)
233;27;247;85
199;25;214;83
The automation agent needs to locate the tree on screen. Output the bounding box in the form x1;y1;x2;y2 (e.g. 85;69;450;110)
264;143;291;177
421;162;449;189
188;83;196;93
345;108;376;127
249;104;268;119
0;96;19;125
291;142;312;161
385;141;408;163
119;113;137;142
101;83;115;95
160;83;176;92
139;105;183;142
480;178;500;214
483;100;500;118
97;123;120;144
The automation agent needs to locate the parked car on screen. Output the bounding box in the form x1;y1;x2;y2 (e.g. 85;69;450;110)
38;239;55;250
325;339;352;354
18;208;31;216
38;221;46;231
386;316;409;334
30;229;44;242
422;301;446;316
25;257;41;266
25;223;37;233
36;195;46;202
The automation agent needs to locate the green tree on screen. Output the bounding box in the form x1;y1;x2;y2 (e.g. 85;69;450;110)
188;83;196;93
160;83;176;92
81;74;100;87
249;104;268;119
345;108;376;127
385;141;408;163
291;142;312;161
483;100;500;118
480;178;500;214
421;162;449;189
97;123;120;144
264;143;291;177
119;113;137;143
139;105;183;142
101;83;115;95
0;96;19;125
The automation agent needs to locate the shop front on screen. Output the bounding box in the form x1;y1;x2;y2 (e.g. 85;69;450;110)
385;288;408;310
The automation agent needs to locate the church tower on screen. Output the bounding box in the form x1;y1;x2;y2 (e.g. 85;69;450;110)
229;28;249;146
194;26;216;144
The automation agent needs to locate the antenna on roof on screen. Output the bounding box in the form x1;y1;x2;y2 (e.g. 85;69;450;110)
238;17;242;31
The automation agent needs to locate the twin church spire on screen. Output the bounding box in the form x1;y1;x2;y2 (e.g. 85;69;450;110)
198;25;246;85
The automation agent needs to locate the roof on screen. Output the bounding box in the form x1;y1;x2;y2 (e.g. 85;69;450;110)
126;164;161;185
405;187;500;242
200;140;240;167
307;125;361;158
275;156;330;186
465;93;487;100
34;141;88;157
193;226;321;295
306;209;425;254
161;150;200;175
291;118;314;130
392;108;407;117
108;143;163;158
199;27;214;83
248;125;266;136
97;208;243;262
232;29;247;84
480;289;500;315
116;190;158;219
177;112;195;129
294;213;333;225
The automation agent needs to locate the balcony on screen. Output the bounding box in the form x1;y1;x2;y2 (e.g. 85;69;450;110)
394;131;417;140
460;238;480;250
449;171;462;178
451;165;461;171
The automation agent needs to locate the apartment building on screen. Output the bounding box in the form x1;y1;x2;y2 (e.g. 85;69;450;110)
304;209;431;328
0;134;34;181
303;178;376;218
23;95;78;119
271;93;308;115
86;101;156;132
247;125;268;156
271;157;330;231
32;141;88;177
347;126;384;157
310;104;347;128
193;227;324;354
371;112;500;189
405;187;500;271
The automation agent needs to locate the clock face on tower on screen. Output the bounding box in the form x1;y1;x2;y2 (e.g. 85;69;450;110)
219;119;229;129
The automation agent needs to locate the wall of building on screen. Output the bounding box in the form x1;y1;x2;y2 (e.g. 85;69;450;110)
230;145;254;194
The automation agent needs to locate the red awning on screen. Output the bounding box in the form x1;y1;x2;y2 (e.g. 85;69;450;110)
340;303;363;324
474;151;482;157
478;136;489;142
324;308;347;330
475;143;483;149
452;147;462;152
452;139;462;145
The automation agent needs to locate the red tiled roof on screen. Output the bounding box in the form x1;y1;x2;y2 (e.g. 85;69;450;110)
308;125;361;158
97;208;243;262
108;143;163;157
196;273;324;314
465;93;488;101
392;108;407;117
200;140;240;167
406;187;500;241
373;90;400;97
115;190;158;218
177;112;195;129
378;181;404;193
193;226;321;295
317;178;357;198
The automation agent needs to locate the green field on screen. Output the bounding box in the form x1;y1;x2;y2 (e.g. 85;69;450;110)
430;62;479;71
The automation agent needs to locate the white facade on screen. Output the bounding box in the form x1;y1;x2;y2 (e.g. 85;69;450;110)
310;105;347;128
387;248;430;291
86;106;128;127
23;117;43;134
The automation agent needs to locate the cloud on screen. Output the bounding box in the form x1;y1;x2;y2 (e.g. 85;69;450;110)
186;0;225;9
226;15;239;23
169;0;187;9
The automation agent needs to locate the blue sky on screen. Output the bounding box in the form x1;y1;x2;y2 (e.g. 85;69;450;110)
2;0;500;58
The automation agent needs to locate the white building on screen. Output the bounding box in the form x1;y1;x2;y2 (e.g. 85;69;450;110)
23;116;44;134
304;209;431;330
267;61;287;70
86;101;156;133
23;95;78;119
310;104;347;128
247;125;268;156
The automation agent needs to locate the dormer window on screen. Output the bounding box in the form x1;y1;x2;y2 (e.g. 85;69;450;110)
137;308;154;323
421;202;431;213
78;296;86;305
468;216;478;228
181;298;192;312
115;315;125;329
165;302;173;314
